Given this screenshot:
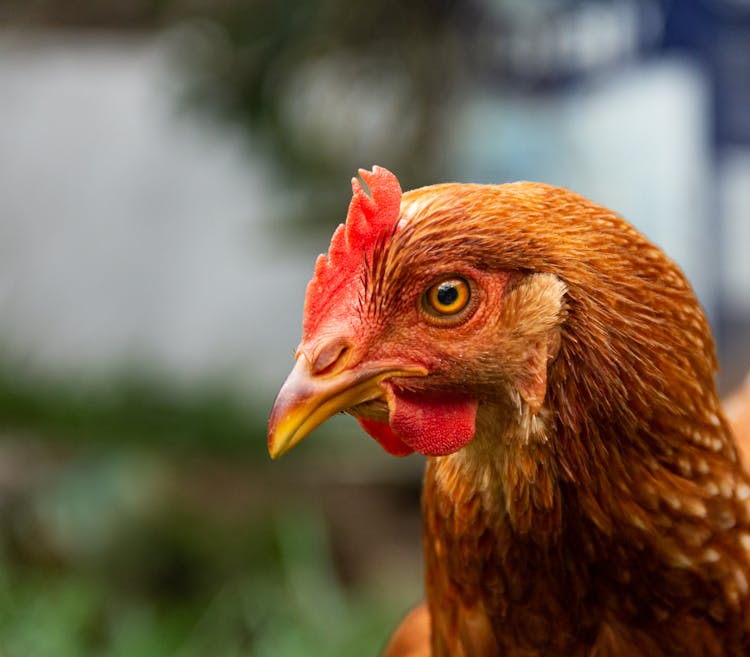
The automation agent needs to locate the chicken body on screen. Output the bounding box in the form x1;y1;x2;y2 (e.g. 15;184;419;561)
268;167;750;656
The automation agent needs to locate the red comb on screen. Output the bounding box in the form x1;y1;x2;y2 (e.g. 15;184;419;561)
303;166;402;337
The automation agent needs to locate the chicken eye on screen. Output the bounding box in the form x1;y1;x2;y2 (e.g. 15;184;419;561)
424;278;471;316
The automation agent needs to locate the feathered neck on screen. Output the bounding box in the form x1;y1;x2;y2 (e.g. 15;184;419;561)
430;347;745;542
422;378;750;655
431;398;563;537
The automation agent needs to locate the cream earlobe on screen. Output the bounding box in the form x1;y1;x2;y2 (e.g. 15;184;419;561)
517;328;561;416
517;340;548;416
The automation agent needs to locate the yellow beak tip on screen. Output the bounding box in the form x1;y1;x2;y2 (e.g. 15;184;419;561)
267;441;286;460
266;356;428;461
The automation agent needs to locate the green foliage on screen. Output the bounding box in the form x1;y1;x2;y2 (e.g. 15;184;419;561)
0;357;422;656
0;370;261;454
170;0;472;232
0;444;419;657
181;0;465;169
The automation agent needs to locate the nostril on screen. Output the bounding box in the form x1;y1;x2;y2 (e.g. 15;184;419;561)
311;339;352;375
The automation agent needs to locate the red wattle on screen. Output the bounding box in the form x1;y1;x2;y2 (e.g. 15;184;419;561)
357;417;414;456
388;389;478;456
357;389;478;457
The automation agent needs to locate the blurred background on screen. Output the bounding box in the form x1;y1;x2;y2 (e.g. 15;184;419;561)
0;0;748;655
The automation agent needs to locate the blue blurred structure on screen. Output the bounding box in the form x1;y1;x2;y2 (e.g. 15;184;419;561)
661;0;750;363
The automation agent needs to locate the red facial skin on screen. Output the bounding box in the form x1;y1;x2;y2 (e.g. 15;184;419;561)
298;256;511;457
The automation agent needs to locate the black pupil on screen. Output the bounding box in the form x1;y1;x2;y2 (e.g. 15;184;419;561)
437;282;459;306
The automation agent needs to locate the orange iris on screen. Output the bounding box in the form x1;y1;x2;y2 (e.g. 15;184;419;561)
425;278;470;315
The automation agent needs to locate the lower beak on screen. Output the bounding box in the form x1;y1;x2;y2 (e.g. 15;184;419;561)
267;356;426;459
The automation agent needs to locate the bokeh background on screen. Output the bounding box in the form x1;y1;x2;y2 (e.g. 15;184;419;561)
0;1;748;655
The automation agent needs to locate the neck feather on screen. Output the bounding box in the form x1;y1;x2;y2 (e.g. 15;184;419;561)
426;386;750;611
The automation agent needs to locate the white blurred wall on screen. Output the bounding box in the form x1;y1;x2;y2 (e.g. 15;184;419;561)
0;32;312;403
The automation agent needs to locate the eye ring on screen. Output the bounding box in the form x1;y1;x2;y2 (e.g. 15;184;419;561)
421;276;476;324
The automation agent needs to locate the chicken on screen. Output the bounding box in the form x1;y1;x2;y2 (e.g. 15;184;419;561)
267;166;750;656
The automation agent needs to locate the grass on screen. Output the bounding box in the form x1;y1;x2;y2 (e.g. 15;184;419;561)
0;368;262;454
0;507;409;657
0;365;422;656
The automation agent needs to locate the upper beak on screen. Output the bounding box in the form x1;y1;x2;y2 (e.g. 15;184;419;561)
267;355;427;459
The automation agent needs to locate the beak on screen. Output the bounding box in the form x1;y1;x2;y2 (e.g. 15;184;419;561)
267;355;427;459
